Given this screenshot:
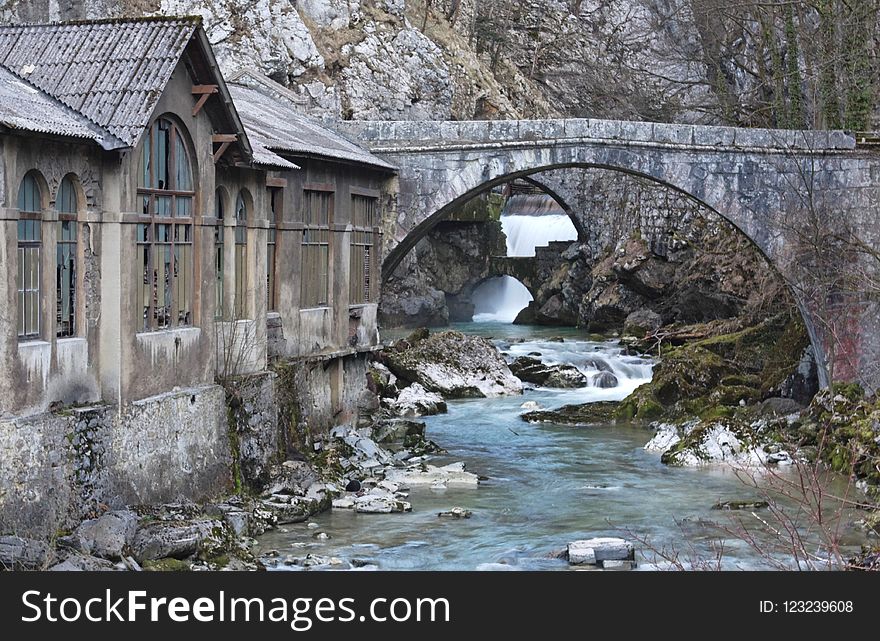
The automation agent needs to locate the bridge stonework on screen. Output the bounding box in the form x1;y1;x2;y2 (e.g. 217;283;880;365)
339;118;880;390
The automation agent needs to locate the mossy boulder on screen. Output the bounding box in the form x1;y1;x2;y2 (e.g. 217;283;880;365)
142;558;192;572
617;313;810;423
521;402;619;425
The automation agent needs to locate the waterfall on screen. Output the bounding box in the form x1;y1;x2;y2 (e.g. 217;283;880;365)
501;214;578;257
471;195;578;323
472;276;533;323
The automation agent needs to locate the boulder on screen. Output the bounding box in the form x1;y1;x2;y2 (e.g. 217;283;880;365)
383;330;522;398
371;419;426;444
756;397;803;417
384;462;480;487
545;366;590;388
438;507;472;518
264;459;319;497
510;357;588;388
386;383;448;417
521;402;618;425
646;419;793;468
74;510;139;560
567;537;634;566
367;362;399;398
353;492;412;514
591;372;618;388
0;535;54;570
623;309;663;337
711;500;769;511
131;520;227;563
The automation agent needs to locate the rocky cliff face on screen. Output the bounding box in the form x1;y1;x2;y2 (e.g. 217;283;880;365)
379;215;506;327
7;1;875;127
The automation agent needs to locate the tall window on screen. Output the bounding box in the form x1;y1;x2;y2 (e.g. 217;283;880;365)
234;191;248;318
56;176;78;337
17;173;42;340
137;117;194;331
350;195;376;305
214;188;225;319
267;187;282;311
301;190;332;308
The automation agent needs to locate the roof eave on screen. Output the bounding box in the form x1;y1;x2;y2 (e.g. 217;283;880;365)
278;149;397;173
192;27;253;159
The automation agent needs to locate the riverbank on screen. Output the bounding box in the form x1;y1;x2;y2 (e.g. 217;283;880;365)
6;324;876;571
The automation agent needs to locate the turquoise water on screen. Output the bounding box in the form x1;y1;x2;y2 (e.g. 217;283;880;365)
258;325;866;570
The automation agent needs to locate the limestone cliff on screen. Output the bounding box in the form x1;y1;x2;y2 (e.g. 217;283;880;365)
5;1;876;127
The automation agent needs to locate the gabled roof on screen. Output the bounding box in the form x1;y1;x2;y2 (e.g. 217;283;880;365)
0;66;125;149
227;69;395;172
0;17;200;147
0;17;252;162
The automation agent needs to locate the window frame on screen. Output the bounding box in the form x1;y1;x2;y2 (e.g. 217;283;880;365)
349;194;377;306
214;187;226;320
56;175;79;338
267;186;282;312
136;116;196;332
300;188;333;309
16;172;44;341
233;190;249;319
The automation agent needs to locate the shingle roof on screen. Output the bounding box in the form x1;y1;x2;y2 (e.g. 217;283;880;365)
0;17;200;147
0;66;125;149
227;69;395;171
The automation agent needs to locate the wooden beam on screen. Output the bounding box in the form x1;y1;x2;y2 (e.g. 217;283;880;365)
213;141;232;164
192;85;219;117
266;177;288;188
212;134;238;143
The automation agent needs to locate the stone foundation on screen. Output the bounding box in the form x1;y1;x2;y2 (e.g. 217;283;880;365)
0;352;376;540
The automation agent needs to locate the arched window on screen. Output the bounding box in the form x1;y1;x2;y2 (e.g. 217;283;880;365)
17;173;42;340
137;117;194;330
214;188;225;319
56;175;78;337
267;187;281;311
234;191;248;318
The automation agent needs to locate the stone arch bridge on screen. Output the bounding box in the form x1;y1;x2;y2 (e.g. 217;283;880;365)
338;118;880;389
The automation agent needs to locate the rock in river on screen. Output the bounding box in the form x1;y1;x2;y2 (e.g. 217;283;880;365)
568;537;635;568
386;382;447;417
384;462;480;487
509;356;589;388
521;402;619;426
383;330;522;398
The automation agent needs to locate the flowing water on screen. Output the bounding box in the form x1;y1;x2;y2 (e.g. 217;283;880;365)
257;215;865;570
259;323;865;570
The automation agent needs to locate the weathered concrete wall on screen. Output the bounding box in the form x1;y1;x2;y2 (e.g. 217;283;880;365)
0;351;377;539
0;384;231;538
105;386;232;506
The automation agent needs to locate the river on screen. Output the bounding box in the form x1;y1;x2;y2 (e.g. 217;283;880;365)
258;322;865;570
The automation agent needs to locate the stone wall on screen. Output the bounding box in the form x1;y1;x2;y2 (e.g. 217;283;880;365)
0;352;376;539
0;384;231;538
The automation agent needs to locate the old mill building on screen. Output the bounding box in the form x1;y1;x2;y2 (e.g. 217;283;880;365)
0;17;394;534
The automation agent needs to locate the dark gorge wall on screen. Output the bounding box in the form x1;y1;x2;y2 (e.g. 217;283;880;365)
379;196;506;328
